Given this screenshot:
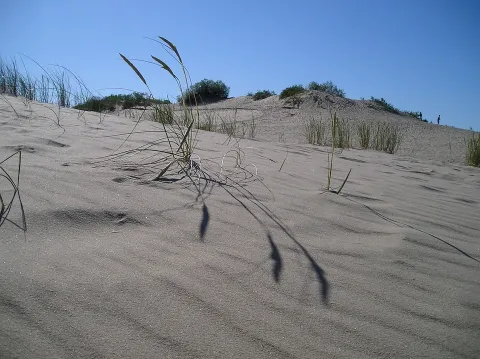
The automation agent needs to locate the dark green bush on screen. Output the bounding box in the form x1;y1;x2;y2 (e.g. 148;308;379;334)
369;97;400;114
279;85;305;99
251;89;276;101
74;92;170;112
179;79;230;105
308;81;345;97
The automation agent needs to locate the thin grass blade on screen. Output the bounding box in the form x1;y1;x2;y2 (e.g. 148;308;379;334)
119;54;147;86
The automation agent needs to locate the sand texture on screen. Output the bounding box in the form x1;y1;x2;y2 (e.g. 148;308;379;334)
1;95;479;358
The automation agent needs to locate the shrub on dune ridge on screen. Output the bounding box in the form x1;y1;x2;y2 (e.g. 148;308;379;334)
369;96;400;114
178;79;230;105
250;89;276;101
308;81;345;98
279;85;305;99
74;92;170;113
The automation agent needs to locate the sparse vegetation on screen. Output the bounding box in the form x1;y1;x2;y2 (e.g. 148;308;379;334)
279;85;305;99
178;78;230;105
466;132;480;167
308;81;345;98
151;103;174;124
0;56;89;110
369;97;400;114
198;109;218;132
406;111;427;122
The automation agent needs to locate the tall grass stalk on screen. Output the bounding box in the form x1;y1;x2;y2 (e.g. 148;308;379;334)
326;111;351;194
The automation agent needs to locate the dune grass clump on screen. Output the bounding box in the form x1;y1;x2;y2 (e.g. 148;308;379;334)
198;109;218;132
357;121;371;149
151;103;174;124
334;118;351;149
308;81;345;98
305;116;327;145
372;122;403;154
466;132;480;167
178;79;229;105
0;56;95;126
279;85;305;100
120;37;199;179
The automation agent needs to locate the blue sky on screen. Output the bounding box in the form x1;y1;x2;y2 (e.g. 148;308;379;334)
2;0;479;130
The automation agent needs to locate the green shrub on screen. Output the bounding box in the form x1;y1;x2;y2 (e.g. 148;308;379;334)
251;89;276;101
74;92;170;112
308;81;345;98
179;79;230;105
285;94;303;109
466;132;480;167
369;97;400;114
279;85;305;99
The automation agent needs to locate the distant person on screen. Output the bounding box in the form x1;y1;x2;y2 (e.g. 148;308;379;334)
419;112;422;120
437;115;440;125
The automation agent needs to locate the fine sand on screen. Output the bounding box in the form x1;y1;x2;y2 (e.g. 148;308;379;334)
1;95;479;358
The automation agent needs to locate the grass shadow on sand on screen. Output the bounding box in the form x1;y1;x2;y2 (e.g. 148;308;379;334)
187;159;330;304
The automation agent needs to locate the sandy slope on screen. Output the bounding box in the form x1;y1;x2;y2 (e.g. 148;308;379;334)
1;95;479;358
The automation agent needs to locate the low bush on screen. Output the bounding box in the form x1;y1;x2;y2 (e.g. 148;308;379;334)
74;92;170;112
279;85;305;99
308;81;345;98
251;90;276;101
369;97;400;114
179;79;230;105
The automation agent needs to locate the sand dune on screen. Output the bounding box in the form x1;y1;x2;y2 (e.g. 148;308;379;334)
1;95;479;358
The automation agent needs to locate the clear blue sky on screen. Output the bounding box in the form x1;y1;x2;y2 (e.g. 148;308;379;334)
2;0;479;130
